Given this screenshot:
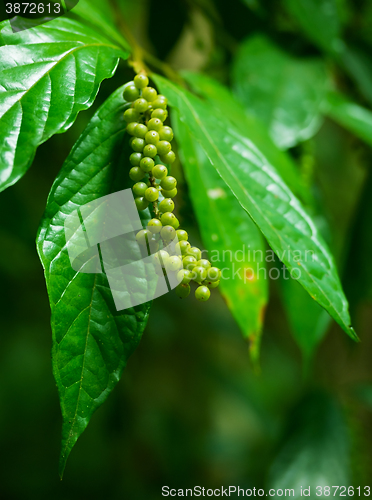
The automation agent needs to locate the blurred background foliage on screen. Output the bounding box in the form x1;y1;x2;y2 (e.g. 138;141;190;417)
0;0;372;497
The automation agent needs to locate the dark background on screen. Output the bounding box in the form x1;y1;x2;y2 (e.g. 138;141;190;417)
0;0;372;497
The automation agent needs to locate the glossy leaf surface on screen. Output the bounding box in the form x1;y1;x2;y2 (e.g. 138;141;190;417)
283;0;343;52
37;86;151;476
154;74;356;341
231;35;327;149
325;92;372;147
172;115;268;361
182;71;330;359
0;16;128;192
182;71;312;206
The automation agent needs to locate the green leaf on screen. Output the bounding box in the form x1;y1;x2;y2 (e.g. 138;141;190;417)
0;16;129;192
280;277;331;364
172;114;268;362
72;0;130;50
325;92;372;147
154;75;357;342
182;71;312;206
181;72;331;363
339;45;372;107
231;35;327;149
283;0;372;107
268;392;350;497
37;86;151;477
283;0;343;53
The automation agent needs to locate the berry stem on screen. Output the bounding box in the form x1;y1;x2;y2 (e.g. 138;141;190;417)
108;0;183;84
148;174;160;217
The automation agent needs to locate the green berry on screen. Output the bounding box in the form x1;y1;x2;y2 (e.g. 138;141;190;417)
158;198;174;213
152;95;168;109
145;130;159;144
207;267;221;282
152;164;168;180
182;255;197;270
160;151;176;164
147;218;162;233
126;122;138;135
135;197;149;211
133;182;147;197
205;280;220;289
166;256;183;272
133;98;148;113
154;250;169;268
157;141;171;156
195;285;210;302
152;108;168;122
187;247;202;261
177;269;193;285
175;240;191;255
142;87;157;102
134;123;148;138
160;212;179;229
162;188;177;198
147;118;163;131
175;283;190;298
134;74;149;89
130;152;142;166
123;85;140;102
143;144;157;158
176;229;188;241
145;187;159;202
160;225;176;241
135;229;151;245
124;108;140;123
192;265;207;283
159;126;174;142
131;137;145;152
140;157;155;172
197;259;211;269
149;240;160;253
129;167;146;181
160;175;177;190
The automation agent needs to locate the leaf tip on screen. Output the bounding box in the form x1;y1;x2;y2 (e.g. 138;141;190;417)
349;326;360;343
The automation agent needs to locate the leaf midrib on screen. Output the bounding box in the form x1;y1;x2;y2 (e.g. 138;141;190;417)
0;41;120;122
61;273;96;461
166;82;351;334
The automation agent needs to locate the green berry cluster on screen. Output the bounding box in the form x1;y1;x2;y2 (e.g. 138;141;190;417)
124;73;221;302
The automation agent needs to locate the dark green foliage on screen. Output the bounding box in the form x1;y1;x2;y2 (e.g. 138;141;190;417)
0;0;371;487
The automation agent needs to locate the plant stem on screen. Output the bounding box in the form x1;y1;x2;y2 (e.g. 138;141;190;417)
109;0;183;84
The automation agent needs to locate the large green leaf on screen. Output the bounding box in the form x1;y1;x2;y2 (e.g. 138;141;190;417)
325;92;372;147
339;45;372;114
172;115;268;362
37;86;151;477
231;35;327;149
181;71;329;361
282;0;372;117
71;0;130;49
268;392;350;497
182;71;312;206
0;15;128;192
154;75;357;341
283;0;343;53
